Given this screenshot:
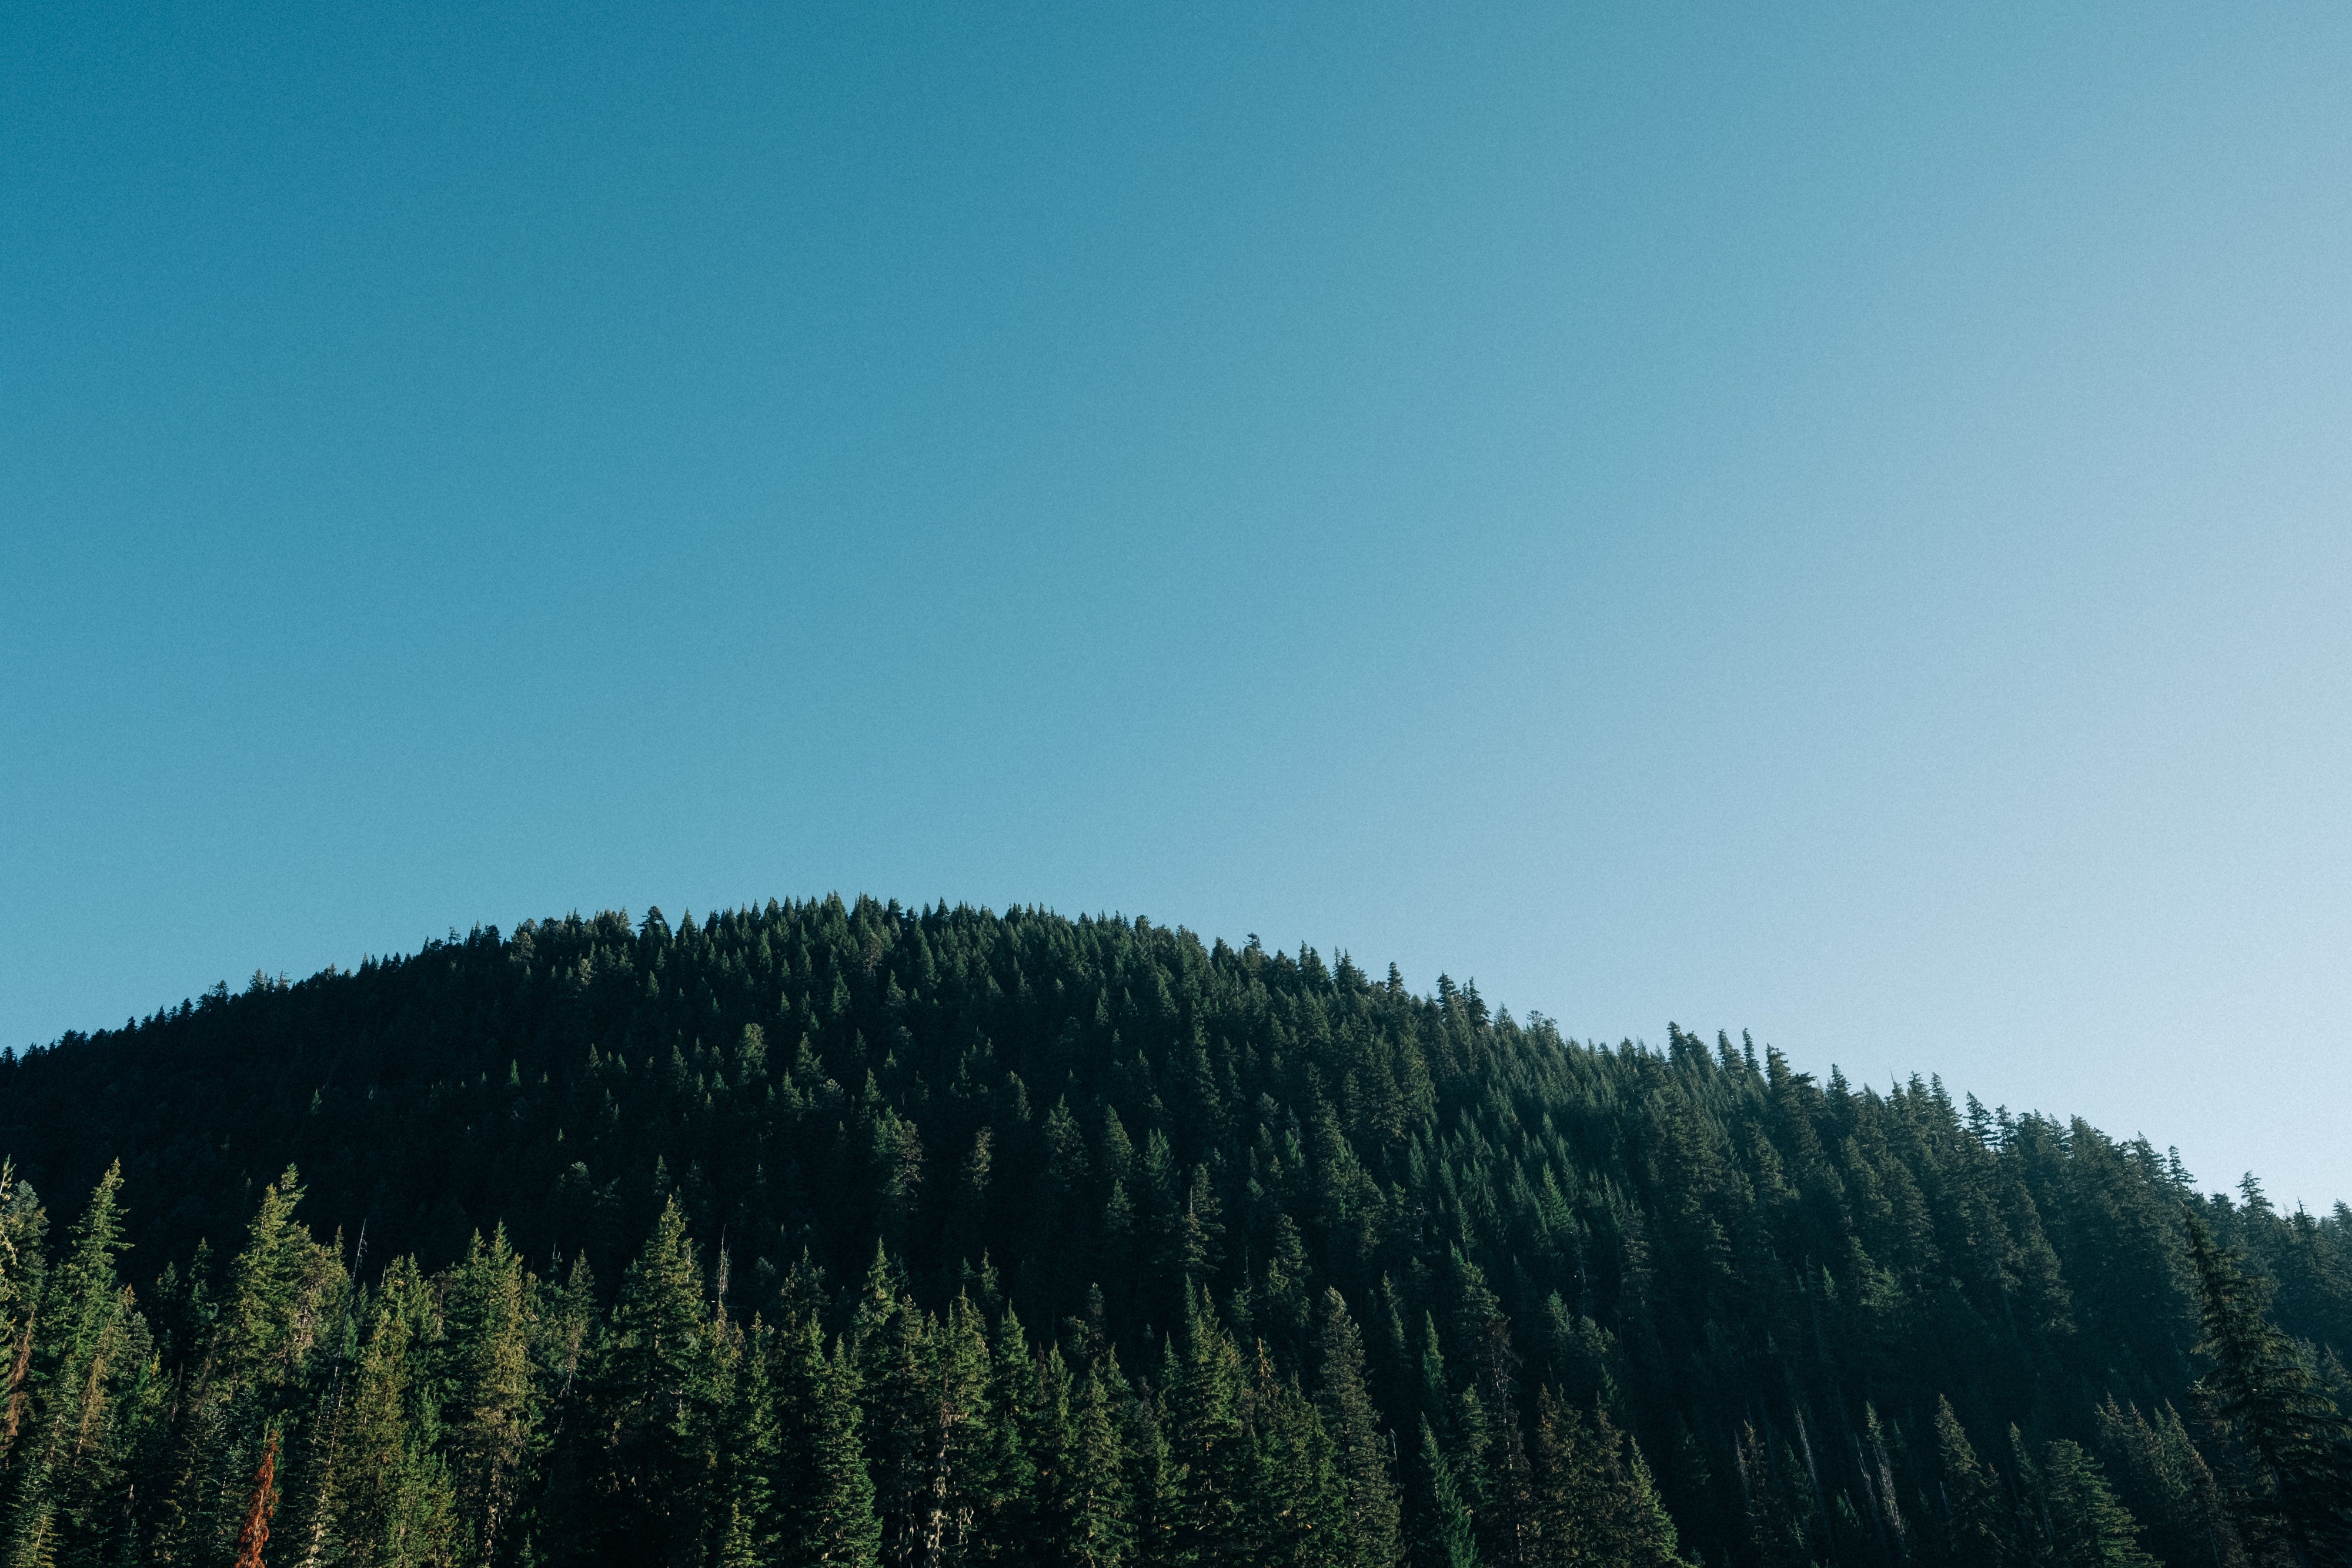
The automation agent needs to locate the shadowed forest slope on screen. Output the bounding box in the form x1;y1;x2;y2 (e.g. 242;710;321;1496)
0;896;2344;1566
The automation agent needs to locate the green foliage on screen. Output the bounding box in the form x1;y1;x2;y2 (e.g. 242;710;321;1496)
0;898;2344;1565
442;1224;539;1563
1315;1288;1404;1567
1421;1417;1484;1568
2186;1213;2352;1564
1932;1395;2016;1567
2034;1437;2159;1568
1531;1388;1689;1567
329;1255;459;1567
2093;1396;2244;1568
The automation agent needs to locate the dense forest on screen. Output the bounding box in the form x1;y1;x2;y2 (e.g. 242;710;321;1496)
0;896;2347;1567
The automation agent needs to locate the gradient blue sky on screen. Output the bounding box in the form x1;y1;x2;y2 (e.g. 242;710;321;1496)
6;4;2348;1205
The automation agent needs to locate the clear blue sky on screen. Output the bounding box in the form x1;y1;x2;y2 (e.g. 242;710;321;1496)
6;4;2348;1206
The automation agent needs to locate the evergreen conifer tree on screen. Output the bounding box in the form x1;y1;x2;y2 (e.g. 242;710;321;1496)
775;1316;881;1567
1164;1288;1250;1566
710;1313;778;1568
443;1225;537;1565
1420;1417;1483;1568
329;1255;457;1568
2187;1214;2352;1565
1312;1289;1402;1568
1120;1372;1178;1568
590;1195;718;1565
152;1168;343;1567
1529;1388;1688;1568
0;1162;48;1463
2095;1396;2246;1568
0;1164;142;1568
2036;1437;2159;1568
1932;1396;2015;1567
1242;1343;1343;1567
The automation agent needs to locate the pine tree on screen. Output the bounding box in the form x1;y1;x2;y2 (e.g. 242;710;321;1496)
1529;1388;1688;1567
517;1252;599;1568
1028;1345;1084;1567
2095;1396;2246;1568
1420;1417;1482;1568
1242;1344;1343;1567
852;1256;934;1568
1120;1372;1178;1568
1450;1250;1529;1568
776;1317;881;1567
1070;1356;1135;1568
1259;1217;1311;1347
1312;1289;1401;1568
152;1168;343;1567
1030;1343;1137;1568
1932;1396;2015;1567
276;1237;363;1568
443;1225;537;1565
0;1162;47;1462
589;1195;718;1566
713;1315;779;1568
977;1303;1038;1557
329;1256;457;1568
209;1170;338;1398
2036;1437;2158;1568
1164;1288;1250;1566
2187;1213;2352;1565
1;1164;135;1568
913;1292;997;1567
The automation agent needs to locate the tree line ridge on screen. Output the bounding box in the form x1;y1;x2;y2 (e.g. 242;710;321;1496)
0;895;2343;1565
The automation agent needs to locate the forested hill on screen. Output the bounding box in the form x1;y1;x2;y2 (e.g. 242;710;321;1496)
0;896;2347;1567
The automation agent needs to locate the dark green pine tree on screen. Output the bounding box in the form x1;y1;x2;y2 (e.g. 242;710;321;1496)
0;1163;149;1568
850;1249;934;1568
1242;1343;1344;1567
275;1245;363;1568
1312;1289;1402;1568
442;1224;539;1566
1419;1416;1483;1568
920;1292;998;1567
2094;1396;2246;1568
0;1178;41;1568
323;1255;457;1568
1932;1396;2017;1567
516;1251;600;1568
2187;1213;2352;1565
2034;1437;2159;1568
1163;1287;1251;1566
1258;1216;1312;1347
150;1168;345;1567
979;1303;1040;1557
1120;1371;1180;1568
1028;1344;1135;1568
589;1194;720;1566
1529;1388;1689;1568
1449;1250;1529;1568
774;1314;881;1568
0;1161;46;1451
1073;1355;1137;1568
1028;1345;1084;1567
711;1311;779;1568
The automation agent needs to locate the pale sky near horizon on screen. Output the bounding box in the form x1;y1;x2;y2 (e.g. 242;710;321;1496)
5;4;2348;1207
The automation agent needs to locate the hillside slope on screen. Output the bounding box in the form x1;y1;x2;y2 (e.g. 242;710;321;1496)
0;895;2344;1566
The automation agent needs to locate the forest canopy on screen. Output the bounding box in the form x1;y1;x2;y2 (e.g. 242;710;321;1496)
0;895;2344;1566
